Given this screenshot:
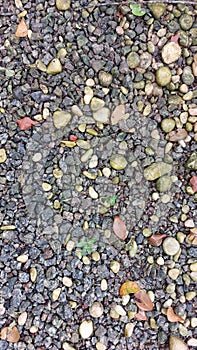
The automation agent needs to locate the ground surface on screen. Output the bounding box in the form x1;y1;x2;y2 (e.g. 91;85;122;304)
0;1;197;349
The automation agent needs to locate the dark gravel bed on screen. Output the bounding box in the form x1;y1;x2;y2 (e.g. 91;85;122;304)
0;1;197;349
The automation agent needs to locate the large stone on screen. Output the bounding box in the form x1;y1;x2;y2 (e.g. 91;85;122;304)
163;237;180;256
56;0;70;10
46;58;62;74
110;154;128;170
162;42;182;64
156;66;172;86
148;4;166;19
169;335;188;350
53;110;71;129
144;162;172;181
93;107;110;124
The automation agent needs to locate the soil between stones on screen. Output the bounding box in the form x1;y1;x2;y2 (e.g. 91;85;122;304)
0;1;197;350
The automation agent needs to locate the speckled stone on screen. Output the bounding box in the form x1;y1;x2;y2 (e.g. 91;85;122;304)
156;66;172;86
162;42;181;64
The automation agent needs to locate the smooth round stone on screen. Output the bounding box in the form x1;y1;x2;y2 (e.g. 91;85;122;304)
17;254;29;263
62;342;76;350
169;335;187;350
186;152;197;170
92;251;100;261
191;317;197;328
148;3;166;19
62;277;73;287
127;52;140;69
98;70;113;87
156;66;172;86
52;288;61;301
42;182;52;192
71;105;83;117
30;267;37;282
181;67;194;86
161;118;175;133
53;168;63;179
124;322;134;337
110;154;127;170
81;149;94;162
156;175;173;192
57;48;67;58
53;110;71;129
96;342;106;350
190;262;197;272
90;97;105;112
168;268;179;280
101;279;108;291
32;153;42;162
89;155;98;168
46;58;62;74
185;291;196;301
93;107;110;124
0;148;7;163
76;140;90;149
114;304;126;316
163;237;180;256
110;260;120;273
84;87;93;104
88;186;98;199
179;14;194;30
79;320;94;339
18;312;27;326
162;42;181;64
56;0;71;10
102;167;111;177
89;302;104;318
144;162;172;181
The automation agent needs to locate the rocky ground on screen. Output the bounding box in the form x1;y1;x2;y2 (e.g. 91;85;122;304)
0;0;197;349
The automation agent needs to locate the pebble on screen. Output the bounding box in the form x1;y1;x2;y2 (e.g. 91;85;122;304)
30;326;38;334
79;320;94;339
76;140;90;150
17;254;29;263
89;302;104;318
98;70;113;87
53;110;72;129
46;58;62;74
71;105;83;117
156;66;172;86
168;268;180;280
179;14;194;30
190;262;197;272
186;152;197;170
163;237;180;256
188;339;197;347
30;267;37;282
148;3;166;19
92;251;100;261
89;155;98;168
144;162;172;181
127;52;140;69
93;107;110;124
81;149;94;163
114;304;126;316
191;317;197;328
169;335;188;350
42;182;52;192
156;175;173;192
185;291;196;301
18;311;28;326
110;154;128;170
96;342;107;350
0;304;5;316
110;260;120;273
63;277;73;287
111;104;126;125
0;148;7;163
102;167;111;177
100;279;108;291
90;97;105;112
56;0;71;10
88;186;98;199
124;323;134;336
161;118;175;133
84;87;93;104
62;342;76;350
162;42;182;64
52;288;61;301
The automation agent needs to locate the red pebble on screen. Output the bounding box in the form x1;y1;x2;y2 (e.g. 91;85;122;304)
69;135;78;141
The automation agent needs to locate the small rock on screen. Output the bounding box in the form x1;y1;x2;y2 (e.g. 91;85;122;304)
63;277;73;287
124;323;134;337
90;97;105;112
53;110;71;129
162;42;181;64
62;342;76;350
76;140;90;150
191;317;197;328
144;162;172;181
93;107;110;124
190;262;197;272
110;154;128;170
169;335;188;350
79;320;94;339
81;149;94;163
30;267;37;282
111;104;126;125
156;66;172;87
52;288;61;301
156;175;173;192
84;87;94;104
0;148;7;163
114;304;126;316
110;260;120;273
182;66;194;86
148;4;166;19
179;14;194;30
98;70;113;87
96;342;107;350
163;237;180;256
17;254;28;263
42;182;52;192
161;118;175;133
46;58;62;74
0;304;5;316
186;152;197;170
127;52;140;69
101;279;108;291
89;302;104;318
88;186;98;199
89;155;98;168
56;0;70;10
187;338;197;347
168;268;180;280
71;105;83;117
18;312;28;326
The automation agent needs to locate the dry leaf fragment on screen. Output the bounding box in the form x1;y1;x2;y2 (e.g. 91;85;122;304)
135;310;147;321
113;215;128;240
148;234;167;247
120;281;140;296
190;176;197;193
0;326;20;343
17;117;37;130
134;290;154;311
15;18;28;37
166;306;184;323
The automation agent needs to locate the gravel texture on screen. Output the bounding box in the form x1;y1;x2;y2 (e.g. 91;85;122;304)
0;1;197;349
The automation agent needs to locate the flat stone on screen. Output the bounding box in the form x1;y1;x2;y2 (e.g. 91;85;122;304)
163;237;180;256
101;279;108;291
148;4;166;19
79;320;94;339
156;175;173;192
169;336;188;350
90;97;105;112
89;155;98;168
46;58;62;74
53;110;71;129
127;52;140;69
88;186;98;199
56;0;71;10
96;342;106;350
168;268;180;280
162;42;182;64
156;66;172;86
179;14;193;30
81;149;94;163
161;118;175;133
89;302;104;318
190;262;197;272
42;182;52;192
93;107;110;124
17;254;29;263
144;162;172;181
111;104;126;125
76;140;90;149
110;154;128;170
0;148;7;163
98;70;113;87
